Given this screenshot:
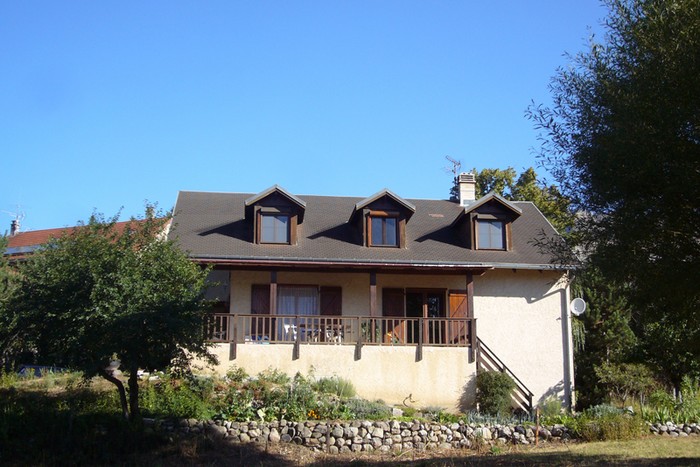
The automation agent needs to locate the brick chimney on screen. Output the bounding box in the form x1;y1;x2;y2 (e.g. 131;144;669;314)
458;173;476;206
9;219;20;236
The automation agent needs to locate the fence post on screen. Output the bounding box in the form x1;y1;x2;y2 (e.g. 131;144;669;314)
230;315;237;360
293;316;300;360
416;319;423;361
354;316;362;360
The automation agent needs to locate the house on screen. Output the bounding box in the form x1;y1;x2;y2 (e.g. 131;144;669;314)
4;219;156;262
170;174;576;411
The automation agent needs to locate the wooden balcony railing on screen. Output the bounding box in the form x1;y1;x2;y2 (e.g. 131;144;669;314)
205;313;476;350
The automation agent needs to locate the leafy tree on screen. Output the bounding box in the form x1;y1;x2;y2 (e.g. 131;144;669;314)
572;267;642;408
528;0;700;388
466;166;574;232
472;167;517;199
0;236;22;369
11;209;216;421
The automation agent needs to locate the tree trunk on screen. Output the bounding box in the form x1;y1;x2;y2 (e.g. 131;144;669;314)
100;369;129;420
128;366;140;422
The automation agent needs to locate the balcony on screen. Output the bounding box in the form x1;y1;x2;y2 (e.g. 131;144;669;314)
205;314;476;360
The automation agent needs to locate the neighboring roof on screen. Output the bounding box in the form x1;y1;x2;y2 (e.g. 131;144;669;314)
244;185;307;209
170;190;563;271
4;220;152;258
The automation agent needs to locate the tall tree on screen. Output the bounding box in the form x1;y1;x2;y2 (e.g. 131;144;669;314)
528;0;700;386
0;236;22;369
11;210;216;420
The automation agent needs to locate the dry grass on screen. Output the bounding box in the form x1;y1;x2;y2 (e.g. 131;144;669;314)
136;435;700;466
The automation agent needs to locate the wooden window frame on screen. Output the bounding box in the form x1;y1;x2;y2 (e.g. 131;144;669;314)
367;211;400;248
257;211;292;245
474;218;507;250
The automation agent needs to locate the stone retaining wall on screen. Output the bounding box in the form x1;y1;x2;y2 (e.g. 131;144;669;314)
146;418;699;453
146;419;700;453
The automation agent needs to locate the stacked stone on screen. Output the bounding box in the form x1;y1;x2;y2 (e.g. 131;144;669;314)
648;422;700;437
147;418;697;453
152;419;579;451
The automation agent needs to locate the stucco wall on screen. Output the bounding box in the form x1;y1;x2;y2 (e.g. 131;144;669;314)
473;269;570;406
203;342;476;409
207;268;570;409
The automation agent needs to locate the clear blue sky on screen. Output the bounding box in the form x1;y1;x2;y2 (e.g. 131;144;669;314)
1;1;607;232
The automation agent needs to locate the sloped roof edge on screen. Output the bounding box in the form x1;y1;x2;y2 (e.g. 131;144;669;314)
244;185;307;209
354;188;417;213
463;192;522;215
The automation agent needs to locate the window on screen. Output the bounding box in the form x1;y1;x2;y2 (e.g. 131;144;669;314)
260;213;290;244
370;216;398;247
476;219;505;250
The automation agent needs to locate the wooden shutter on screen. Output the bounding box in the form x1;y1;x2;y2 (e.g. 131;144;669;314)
249;284;272;340
251;284;270;314
382;288;405;343
320;287;342;316
448;290;468;344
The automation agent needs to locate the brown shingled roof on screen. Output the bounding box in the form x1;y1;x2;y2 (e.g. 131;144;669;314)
170;190;562;271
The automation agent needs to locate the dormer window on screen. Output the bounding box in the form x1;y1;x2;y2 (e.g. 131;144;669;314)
260;213;290;244
451;192;522;251
476;219;505;250
369;213;398;247
350;189;416;249
245;185;306;246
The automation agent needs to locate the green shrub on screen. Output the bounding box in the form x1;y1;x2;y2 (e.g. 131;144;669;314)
476;371;515;416
257;367;290;385
539;396;563;418
344;398;392;420
226;365;248;383
313;376;356;398
139;375;213;419
574;411;644;441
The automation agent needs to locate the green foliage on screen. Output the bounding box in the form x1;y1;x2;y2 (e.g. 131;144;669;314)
641;377;700;424
594;362;657;404
529;0;700;387
343;398;392;420
422;406;460;424
0;236;23;369
312;376;356;398
539;396;564;418
572;267;641;409
574;406;645;441
466;166;574;232
225;365;248;383
7;207;216;420
476;371;516;416
256;367;291;386
0;373;167;465
140;374;214;419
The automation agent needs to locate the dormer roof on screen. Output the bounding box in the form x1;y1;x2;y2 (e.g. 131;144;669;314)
350;188;416;222
244;185;307;209
452;192;522;226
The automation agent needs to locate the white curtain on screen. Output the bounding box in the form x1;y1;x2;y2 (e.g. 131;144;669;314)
277;286;319;315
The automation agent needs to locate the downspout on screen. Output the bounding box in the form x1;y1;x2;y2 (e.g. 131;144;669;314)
562;278;575;411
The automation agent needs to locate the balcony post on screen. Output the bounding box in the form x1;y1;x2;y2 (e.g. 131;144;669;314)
354;316;363;360
293;315;300;360
416;318;423;361
230;315;237;360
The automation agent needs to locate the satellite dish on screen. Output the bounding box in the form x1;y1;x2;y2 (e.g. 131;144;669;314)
570;297;587;316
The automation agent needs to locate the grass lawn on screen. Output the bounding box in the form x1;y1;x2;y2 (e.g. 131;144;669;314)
136;435;700;466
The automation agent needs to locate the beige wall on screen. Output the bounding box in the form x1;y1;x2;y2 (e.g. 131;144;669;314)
473;269;570;406
202;342;476;410
210;268;570;410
